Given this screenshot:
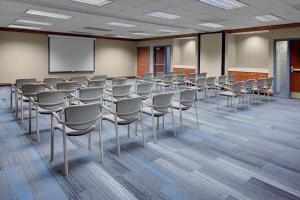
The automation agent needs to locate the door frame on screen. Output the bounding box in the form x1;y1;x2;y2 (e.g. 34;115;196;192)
153;45;172;75
137;46;150;77
273;38;300;98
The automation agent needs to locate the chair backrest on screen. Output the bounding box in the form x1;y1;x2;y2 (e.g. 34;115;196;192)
79;87;103;104
16;78;36;89
116;97;142;120
228;75;236;83
44;78;63;88
71;76;86;84
163;75;173;82
198;73;207;78
57;81;77;93
112;78;127;86
180;89;196;107
112;84;131;99
88;80;105;88
177;74;185;83
143;72;153;80
232;82;243;93
137;83;153;99
93;75;107;81
188;73;197;82
197;77;207;88
218;75;227;84
207;77;216;85
257;79;267;89
267;77;274;89
65;103;101;131
155;72;164;80
22;83;46;99
245;79;255;90
153;93;173;113
37;90;66;110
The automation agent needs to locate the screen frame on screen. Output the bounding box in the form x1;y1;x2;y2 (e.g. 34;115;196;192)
48;36;96;74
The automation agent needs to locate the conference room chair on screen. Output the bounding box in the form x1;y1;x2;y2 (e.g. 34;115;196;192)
157;75;173;92
252;78;267;105
102;97;144;156
135;82;154;101
193;77;207;100
172;74;186;92
44;77;63;90
72;87;103;105
71;76;87;87
206;77;218;98
243;79;255;104
153;72;164;82
218;75;228;90
228;75;236;85
142;93;174;143
265;77;274;103
104;84;132;104
52;103;102;176
20;83;46;123
29;90;66;142
218;81;244;112
171;89;199;134
185;73;197;86
112;78;127;86
87;80;106;89
92;75;107;81
198;72;207;78
136;72;153;83
13;78;36;116
57;81;77;105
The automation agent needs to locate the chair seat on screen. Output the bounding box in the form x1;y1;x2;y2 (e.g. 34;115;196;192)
142;107;167;117
103;114;137;125
38;106;63;114
219;91;237;97
171;101;190;110
54;124;95;136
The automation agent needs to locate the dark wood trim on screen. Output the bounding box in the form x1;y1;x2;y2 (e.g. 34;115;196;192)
0;27;137;41
225;23;300;34
197;33;201;74
138;33;198;41
221;31;226;75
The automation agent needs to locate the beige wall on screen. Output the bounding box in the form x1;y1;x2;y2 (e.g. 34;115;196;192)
200;33;222;76
0;31;137;83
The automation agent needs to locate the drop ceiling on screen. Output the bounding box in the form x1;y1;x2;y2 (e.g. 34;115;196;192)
0;0;299;39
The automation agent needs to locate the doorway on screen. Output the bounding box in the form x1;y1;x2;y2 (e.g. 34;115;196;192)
274;39;300;99
137;47;150;77
153;46;171;75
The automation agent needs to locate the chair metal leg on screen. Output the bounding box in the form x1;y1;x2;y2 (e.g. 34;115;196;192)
63;132;68;176
157;117;159;131
152;113;157;144
140;112;145;147
171;108;176;138
194;102;199;128
36;106;40;142
50;114;54;161
29;101;32;134
127;124;130;139
15;91;18;119
114;121;120;156
21;96;23;122
88;133;91;151
135;121;138;136
10;85;13;109
162;116;165;129
234;96;237;112
180;109;184;134
99;118;103;163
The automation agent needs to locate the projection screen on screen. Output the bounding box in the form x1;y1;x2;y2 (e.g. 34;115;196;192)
49;35;95;73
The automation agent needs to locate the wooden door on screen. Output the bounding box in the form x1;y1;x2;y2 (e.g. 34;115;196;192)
154;47;165;75
290;40;300;99
137;47;150;77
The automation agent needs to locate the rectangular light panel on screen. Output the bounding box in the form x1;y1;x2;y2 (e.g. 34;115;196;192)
144;12;182;19
106;22;135;28
8;24;42;30
199;23;225;28
26;10;72;20
157;29;178;33
16;19;52;26
132;32;152;36
255;15;283;22
73;0;112;6
198;0;247;10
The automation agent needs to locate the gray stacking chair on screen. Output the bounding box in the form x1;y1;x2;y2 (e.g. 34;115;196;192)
193;77;207;100
228;75;236;84
206;77;218;98
102;97;144;156
218;75;228;90
243;79;255;104
57;81;77;105
185;73;197;86
136;82;153;100
157;75;173;92
13;78;36;117
87;80;106;89
52;103;102;176
71;76;87;87
29;90;66;142
265;77;274;103
218;81;244;112
92;75;107;81
73;87;103;105
171;89;199;134
104;84;132;103
142;93;175;143
172;74;186;91
252;78;267;104
44;78;63;90
112;78;127;86
20;83;46;122
198;72;207;78
154;72;164;82
137;72;153;83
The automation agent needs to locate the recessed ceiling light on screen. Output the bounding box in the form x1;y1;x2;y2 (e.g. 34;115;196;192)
132;32;152;36
16;19;52;26
199;23;225;28
232;30;269;35
144;11;182;19
255;14;283;22
106;22;135;28
198;0;247;10
25;9;72;20
157;29;178;33
8;24;42;30
73;0;112;6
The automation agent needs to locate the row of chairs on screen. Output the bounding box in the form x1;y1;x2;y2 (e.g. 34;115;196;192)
10;76;199;175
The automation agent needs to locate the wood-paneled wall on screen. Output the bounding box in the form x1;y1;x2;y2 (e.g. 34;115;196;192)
228;71;268;82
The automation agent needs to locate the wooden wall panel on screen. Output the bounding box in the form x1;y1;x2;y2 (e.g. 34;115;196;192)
228;71;268;82
173;67;196;78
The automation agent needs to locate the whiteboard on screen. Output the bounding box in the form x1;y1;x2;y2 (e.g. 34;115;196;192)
49;35;95;72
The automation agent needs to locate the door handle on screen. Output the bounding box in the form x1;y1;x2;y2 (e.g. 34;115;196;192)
291;66;294;73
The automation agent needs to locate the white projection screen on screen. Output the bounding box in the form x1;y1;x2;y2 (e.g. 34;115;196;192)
49;35;95;73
